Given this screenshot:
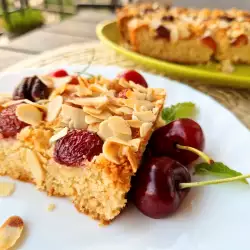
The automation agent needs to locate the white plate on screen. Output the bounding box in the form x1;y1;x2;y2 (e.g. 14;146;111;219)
0;66;249;250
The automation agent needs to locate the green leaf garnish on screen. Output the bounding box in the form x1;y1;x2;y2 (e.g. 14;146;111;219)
161;102;197;124
195;162;248;184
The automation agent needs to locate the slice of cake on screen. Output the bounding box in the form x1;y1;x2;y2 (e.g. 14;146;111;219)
0;71;166;224
116;3;250;64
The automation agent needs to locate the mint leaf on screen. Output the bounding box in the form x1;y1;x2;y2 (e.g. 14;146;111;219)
161;102;197;124
195;162;248;184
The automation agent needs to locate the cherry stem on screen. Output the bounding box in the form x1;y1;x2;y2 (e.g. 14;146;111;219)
180;174;250;189
176;144;213;164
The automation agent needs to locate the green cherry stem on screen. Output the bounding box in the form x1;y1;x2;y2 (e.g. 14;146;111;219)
180;174;250;189
176;144;213;164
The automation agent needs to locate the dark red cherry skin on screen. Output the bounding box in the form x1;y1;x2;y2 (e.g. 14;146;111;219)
132;157;191;219
50;69;69;78
148;118;205;166
118;70;148;88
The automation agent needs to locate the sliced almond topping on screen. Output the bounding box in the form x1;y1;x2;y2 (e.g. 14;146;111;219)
114;132;132;141
68;96;108;108
89;84;107;93
156;116;166;128
106;137;131;146
129;138;141;152
152;107;159;115
89;111;112;120
76;85;93;97
46;96;63;122
38;75;54;88
153;88;166;96
140;122;153;137
126;119;143;128
61;104;87;129
128;80;147;93
105;90;116;97
16;104;43;126
83;106;102;115
106;104;120;114
47;204;56;212
26;148;45;186
23;99;47;111
134;111;156;122
124;99;154;110
108;116;131;135
126;89;146;100
49;127;68;144
146;88;154;101
85;115;102;125
116;106;133;115
0;182;15;197
53;76;72;88
103;139;121;164
0;216;24;250
98;120;113;140
2;99;25;108
118;78;130;88
88;123;100;133
123;146;138;173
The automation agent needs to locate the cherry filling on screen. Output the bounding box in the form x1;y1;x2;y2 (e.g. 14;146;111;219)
0;104;28;138
54;129;103;167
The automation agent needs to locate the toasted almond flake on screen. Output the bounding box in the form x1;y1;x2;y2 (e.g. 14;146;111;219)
85;115;102;124
26;149;44;186
89;111;112;120
156;116;166;128
49;127;68;144
116;106;133;115
103;140;121;164
106;104;120;114
89;84;107;93
68;96;108;108
46;96;63;122
61;104;87;129
153;88;166;96
109;97;125;106
124;99;154;110
88;123;100;133
140;122;153;137
123;146;138;173
53;76;72;88
114;132;132;141
129;138;141;152
98;120;114;140
132;114;139;120
38;75;54;88
118;78;130;88
106;136;131;146
83;106;102;115
78;76;88;87
23;99;47;111
49;83;67;99
156;99;164;105
0;216;24;250
16;104;43;126
47;204;56;212
152;107;159;115
76;85;92;97
2;99;25;108
0;94;12;105
0;182;15;197
128;80;147;93
126;119;143;128
146;88;154;101
134;111;156;122
108;116;131;135
105;90;116;97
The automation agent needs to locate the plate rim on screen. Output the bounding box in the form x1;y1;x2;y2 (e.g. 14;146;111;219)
96;20;250;89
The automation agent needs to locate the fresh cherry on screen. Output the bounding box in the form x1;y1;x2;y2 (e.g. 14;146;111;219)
132;156;191;219
147;118;205;166
50;69;69;78
117;70;148;88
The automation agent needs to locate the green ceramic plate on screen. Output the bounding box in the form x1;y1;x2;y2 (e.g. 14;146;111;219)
96;20;250;88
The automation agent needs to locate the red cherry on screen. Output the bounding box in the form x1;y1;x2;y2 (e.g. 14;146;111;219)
132;156;191;219
118;70;148;88
148;118;205;166
50;69;69;78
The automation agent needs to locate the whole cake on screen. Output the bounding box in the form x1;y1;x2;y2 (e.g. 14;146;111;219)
116;3;250;64
0;70;166;224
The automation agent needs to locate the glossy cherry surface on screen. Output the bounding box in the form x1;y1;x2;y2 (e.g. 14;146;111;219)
50;69;69;78
117;70;148;88
148;118;205;165
132;156;191;219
